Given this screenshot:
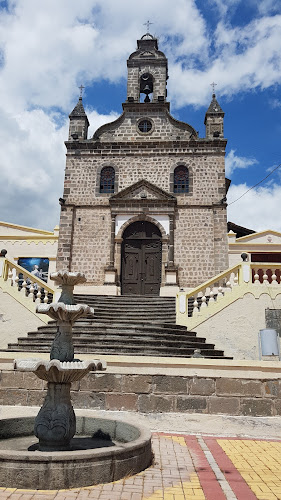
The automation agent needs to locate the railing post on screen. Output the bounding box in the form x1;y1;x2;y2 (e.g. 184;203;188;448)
0;250;7;280
240;253;250;284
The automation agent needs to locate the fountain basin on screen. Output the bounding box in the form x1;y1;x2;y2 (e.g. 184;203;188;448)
0;416;152;489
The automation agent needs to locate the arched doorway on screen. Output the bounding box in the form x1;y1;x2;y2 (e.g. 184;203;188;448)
121;221;162;295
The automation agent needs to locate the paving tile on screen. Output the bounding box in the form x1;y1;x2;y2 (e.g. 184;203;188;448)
5;433;281;499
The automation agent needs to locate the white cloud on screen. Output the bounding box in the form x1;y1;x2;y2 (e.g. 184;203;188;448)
256;0;281;15
270;98;281;108
227;183;281;232
225;150;258;176
206;0;240;19
169;14;281;107
0;0;209;112
0;104;118;229
87;109;119;138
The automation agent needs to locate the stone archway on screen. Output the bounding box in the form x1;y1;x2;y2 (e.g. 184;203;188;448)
121;220;162;295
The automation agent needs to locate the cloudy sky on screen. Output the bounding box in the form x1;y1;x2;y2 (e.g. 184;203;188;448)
0;0;281;232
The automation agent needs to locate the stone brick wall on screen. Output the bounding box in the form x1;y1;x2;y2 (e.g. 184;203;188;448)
127;64;167;102
62;144;226;208
1;370;281;417
71;207;111;283
174;207;219;286
56;206;74;270
57;136;228;285
213;206;229;275
96;107;195;142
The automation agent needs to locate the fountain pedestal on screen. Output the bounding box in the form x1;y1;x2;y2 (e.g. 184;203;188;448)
36;381;75;451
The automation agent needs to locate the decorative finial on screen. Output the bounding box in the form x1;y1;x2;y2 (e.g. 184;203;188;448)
79;84;85;98
210;82;217;95
143;20;153;33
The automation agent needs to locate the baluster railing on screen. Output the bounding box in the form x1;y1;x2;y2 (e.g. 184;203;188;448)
177;260;281;327
1;258;55;304
178;263;241;319
250;264;281;285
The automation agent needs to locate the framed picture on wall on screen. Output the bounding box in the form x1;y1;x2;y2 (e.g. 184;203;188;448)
18;257;49;283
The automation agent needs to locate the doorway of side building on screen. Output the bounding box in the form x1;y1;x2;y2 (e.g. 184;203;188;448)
121;220;162;295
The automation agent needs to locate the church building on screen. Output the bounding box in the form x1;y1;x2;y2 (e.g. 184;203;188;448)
57;33;229;296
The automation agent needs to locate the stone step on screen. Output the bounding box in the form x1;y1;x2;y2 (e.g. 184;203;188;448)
91;315;176;323
17;334;209;347
26;329;198;340
5;346;231;359
42;321;189;333
8;293;231;359
7;342;224;357
12;335;211;350
91;307;176;314
74;294;176;301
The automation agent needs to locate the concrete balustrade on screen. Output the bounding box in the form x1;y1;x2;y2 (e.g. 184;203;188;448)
177;261;281;331
0;258;55;321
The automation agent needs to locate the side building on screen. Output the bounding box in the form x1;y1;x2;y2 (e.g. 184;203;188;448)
57;33;229;296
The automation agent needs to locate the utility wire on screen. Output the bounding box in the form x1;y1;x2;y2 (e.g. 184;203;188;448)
228;162;281;206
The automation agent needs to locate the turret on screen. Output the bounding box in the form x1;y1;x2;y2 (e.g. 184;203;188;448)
68;96;89;140
204;92;224;139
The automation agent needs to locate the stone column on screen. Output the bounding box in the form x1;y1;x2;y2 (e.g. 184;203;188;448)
104;214;117;287
168;214;175;265
115;238;123;287
109;215;116;267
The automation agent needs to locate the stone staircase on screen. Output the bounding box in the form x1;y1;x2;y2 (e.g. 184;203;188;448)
7;295;231;358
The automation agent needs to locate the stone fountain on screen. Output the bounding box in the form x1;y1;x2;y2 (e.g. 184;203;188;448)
0;271;152;489
16;270;103;452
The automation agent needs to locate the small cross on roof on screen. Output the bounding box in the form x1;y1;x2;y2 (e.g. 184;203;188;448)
79;84;85;98
144;20;153;32
210;82;217;94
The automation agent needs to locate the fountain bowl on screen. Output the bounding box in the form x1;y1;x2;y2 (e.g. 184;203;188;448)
0;416;152;490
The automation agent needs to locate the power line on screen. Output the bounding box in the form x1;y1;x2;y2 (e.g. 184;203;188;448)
227;162;281;206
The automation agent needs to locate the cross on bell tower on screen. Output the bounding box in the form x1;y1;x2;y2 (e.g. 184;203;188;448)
143;20;153;33
79;84;85;98
210;82;217;95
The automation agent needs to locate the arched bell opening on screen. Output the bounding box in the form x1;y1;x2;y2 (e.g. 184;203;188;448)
121;220;162;295
139;72;154;103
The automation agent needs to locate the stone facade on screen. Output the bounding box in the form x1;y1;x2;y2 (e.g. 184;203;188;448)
1;369;281;417
57;33;229;294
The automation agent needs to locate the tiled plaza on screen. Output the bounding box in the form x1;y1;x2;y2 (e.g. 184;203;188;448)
1;433;281;499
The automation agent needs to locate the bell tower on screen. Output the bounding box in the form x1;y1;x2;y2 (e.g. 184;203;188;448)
126;33;168;103
204;91;224;139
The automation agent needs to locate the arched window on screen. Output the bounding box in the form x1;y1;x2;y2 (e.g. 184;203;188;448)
100;167;115;193
174;166;189;193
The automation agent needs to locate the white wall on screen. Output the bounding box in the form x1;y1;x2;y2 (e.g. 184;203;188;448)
0;289;44;350
196;292;281;360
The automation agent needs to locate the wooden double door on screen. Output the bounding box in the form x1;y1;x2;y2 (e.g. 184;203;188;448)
121;221;162;295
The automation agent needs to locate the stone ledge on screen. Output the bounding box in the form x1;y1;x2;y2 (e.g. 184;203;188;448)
3;352;281;379
2;370;281;417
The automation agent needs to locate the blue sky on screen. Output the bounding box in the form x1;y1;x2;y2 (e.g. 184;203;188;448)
0;0;280;232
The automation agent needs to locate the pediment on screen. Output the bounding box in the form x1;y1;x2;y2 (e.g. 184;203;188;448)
236;230;281;244
110;180;176;202
140;51;154;57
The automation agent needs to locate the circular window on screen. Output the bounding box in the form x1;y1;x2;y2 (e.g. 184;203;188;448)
138;119;152;134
